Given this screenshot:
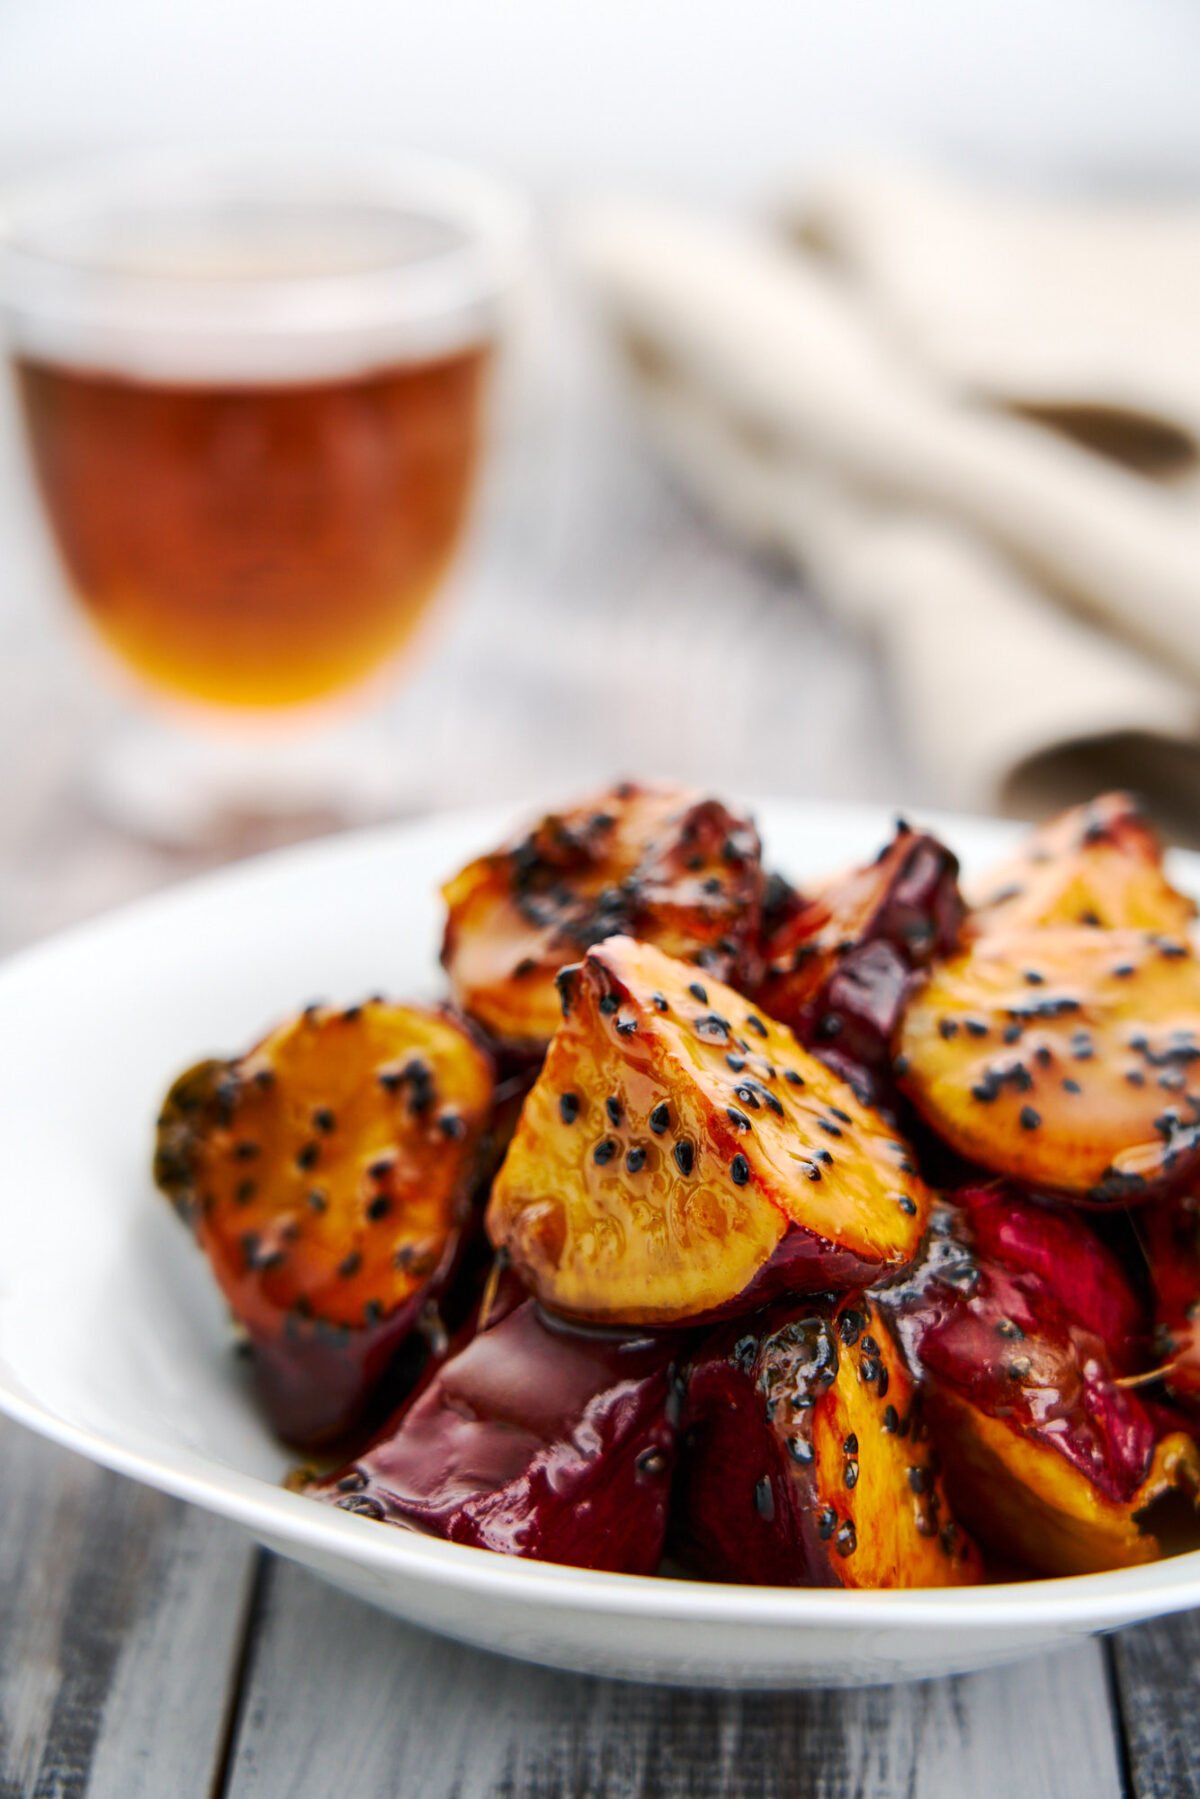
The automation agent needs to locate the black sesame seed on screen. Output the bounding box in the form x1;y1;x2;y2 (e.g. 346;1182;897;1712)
636;1448;669;1478
843;1432;859;1455
727;1106;752;1132
1126;1069;1146;1088
652;991;669;1012
626;1146;647;1174
829;1106;852;1125
844;1460;859;1489
296;1142;320;1172
938;1018;959;1041
367;1156;392;1180
307;1189;328;1213
754;1477;774;1520
378;1068;403;1093
312;1107;336;1134
784;1069;805;1088
689;981;708;1004
883;1404;899;1433
1062;1078;1082;1094
1024;970;1044;986
746;1015;768;1038
673;1140;695;1177
839;1310;864;1347
649;1102;670;1135
593;1137;618;1166
835;1521;857;1558
1019;1105;1041;1131
235;1179;256;1206
367;1193;391;1222
964;1018;989;1039
787;1436;815;1465
616;1018;638;1036
893;1054;911;1077
599;994;619;1016
726;1053;746;1072
233;1140;260;1162
336;1494;384;1520
818;1507;837;1541
907;1466;929;1495
338;1251;362;1279
606;1095;623;1126
730;1154;750;1186
1112;963;1136;979
818;1118;843;1138
439;1111;466;1140
559;1092;580;1125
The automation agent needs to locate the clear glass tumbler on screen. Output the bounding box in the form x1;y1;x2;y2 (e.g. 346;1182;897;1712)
0;147;527;841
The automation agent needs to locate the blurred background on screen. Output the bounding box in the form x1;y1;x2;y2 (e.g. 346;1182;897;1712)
4;0;1200;947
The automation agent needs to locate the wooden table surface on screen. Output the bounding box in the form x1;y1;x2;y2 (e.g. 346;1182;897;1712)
1;303;1197;1798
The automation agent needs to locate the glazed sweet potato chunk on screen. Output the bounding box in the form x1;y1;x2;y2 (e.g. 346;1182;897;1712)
756;823;963;1104
882;1190;1198;1575
487;936;930;1325
897;926;1200;1203
968;792;1194;936
311;1297;681;1572
440;781;764;1053
154;1001;493;1447
676;1294;981;1586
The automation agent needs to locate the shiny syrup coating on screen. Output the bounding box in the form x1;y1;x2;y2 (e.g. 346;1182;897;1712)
966;791;1195;937
898;926;1200;1203
676;1294;981;1587
311;1298;681;1571
487;936;930;1326
154;1000;493;1447
756;824;963;1106
440;781;765;1053
1142;1195;1200;1408
879;1189;1198;1575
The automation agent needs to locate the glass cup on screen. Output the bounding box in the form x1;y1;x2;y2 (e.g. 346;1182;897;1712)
0;148;527;841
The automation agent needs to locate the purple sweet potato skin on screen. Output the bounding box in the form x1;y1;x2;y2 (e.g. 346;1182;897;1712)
313;1299;682;1572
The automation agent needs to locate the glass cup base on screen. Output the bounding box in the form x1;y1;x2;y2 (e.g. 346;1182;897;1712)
85;711;411;852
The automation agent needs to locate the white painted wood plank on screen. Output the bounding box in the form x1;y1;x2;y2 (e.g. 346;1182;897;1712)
0;1422;253;1799
223;1557;1123;1799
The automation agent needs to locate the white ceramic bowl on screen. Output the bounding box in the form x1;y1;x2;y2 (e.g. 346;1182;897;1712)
2;797;1198;1689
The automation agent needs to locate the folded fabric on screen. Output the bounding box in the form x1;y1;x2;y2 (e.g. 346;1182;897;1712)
571;172;1200;827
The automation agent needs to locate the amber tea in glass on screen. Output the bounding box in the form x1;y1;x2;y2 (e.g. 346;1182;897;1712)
0;151;525;730
15;346;491;711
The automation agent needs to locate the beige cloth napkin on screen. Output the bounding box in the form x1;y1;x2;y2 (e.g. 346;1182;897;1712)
571;169;1200;833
